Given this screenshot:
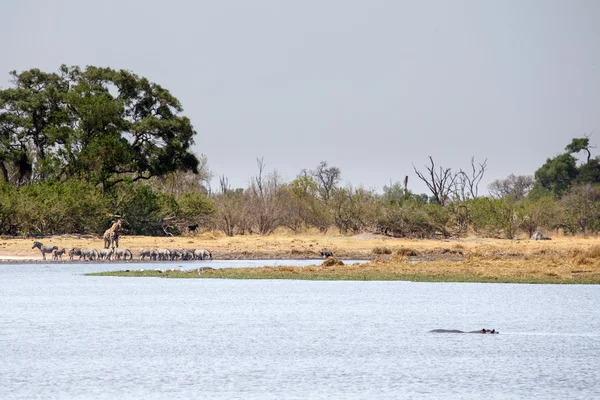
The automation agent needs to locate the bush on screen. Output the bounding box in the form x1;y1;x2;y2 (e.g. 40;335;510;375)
322;257;344;267
584;245;600;259
0;180;108;235
377;200;447;238
372;246;392;255
394;248;418;257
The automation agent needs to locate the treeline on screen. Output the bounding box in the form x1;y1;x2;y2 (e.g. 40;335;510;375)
1;66;599;238
0;151;599;238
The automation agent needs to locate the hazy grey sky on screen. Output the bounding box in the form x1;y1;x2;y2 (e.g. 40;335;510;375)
3;0;599;194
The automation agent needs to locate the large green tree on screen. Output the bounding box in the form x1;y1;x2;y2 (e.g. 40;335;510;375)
533;153;578;196
0;65;199;189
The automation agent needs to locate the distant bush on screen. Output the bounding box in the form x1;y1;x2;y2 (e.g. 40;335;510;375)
584;245;600;259
394;248;418;257
0;180;108;236
322;257;344;267
372;246;392;255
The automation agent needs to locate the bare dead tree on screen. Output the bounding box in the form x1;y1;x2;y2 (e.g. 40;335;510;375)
248;158;286;235
255;157;265;197
219;175;230;194
412;157;456;206
215;175;246;236
454;157;488;201
311;161;341;204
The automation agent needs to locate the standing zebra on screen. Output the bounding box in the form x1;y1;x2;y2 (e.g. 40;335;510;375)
32;241;58;261
52;248;66;260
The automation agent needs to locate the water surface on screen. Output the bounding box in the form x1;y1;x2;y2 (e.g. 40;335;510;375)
0;261;599;399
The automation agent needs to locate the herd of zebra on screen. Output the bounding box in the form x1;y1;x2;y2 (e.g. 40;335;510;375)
32;241;213;262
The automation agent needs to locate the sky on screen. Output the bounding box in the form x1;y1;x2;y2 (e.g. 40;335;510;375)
2;0;599;194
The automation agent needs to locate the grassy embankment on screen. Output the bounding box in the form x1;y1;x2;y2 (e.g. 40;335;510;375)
76;233;600;284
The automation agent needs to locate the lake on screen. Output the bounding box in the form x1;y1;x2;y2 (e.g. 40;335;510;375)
1;260;599;399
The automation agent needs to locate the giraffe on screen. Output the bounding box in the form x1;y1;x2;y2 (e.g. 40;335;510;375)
103;219;123;249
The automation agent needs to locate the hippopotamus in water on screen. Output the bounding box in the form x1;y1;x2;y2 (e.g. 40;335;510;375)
430;329;499;334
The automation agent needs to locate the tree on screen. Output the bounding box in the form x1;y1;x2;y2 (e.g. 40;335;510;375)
519;196;560;237
573;158;600;185
488;174;534;201
310;161;341;204
558;184;600;234
0;65;200;189
214;175;247;236
413;157;457;206
176;193;216;230
285;173;329;232
376;199;447;238
149;154;213;196
533;153;578;196
330;185;378;234
566;136;593;164
468;197;521;239
454;157;487;201
246;158;287;235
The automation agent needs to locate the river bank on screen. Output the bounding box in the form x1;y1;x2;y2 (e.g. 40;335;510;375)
87;250;600;284
4;232;600;283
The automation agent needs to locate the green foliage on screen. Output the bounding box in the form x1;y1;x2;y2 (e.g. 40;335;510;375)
468;197;521;238
0;180;108;235
176;193;216;225
377;199;447;238
532;137;600;198
565;137;592;163
533;153;578;196
574;158;600;185
558;184;600;234
331;186;379;234
111;183;163;235
519;196;560;236
0;65;199;188
286;175;330;232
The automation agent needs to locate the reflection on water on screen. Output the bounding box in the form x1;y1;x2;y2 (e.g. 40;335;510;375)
1;262;599;399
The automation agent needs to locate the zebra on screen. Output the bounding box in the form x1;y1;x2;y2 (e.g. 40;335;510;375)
171;249;185;261
139;248;158;261
52;248;66;261
98;248;114;261
32;241;58;261
194;248;213;260
156;248;172;261
80;248;99;261
114;248;133;261
69;248;83;261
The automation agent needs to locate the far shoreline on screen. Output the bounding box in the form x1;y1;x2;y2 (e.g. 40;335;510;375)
2;232;600;284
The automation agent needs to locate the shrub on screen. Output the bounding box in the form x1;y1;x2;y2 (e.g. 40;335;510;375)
372;246;392;255
322;257;344;267
394;248;418;257
584;245;600;259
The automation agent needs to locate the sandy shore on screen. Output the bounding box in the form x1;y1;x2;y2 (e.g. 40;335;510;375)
5;232;600;282
2;231;599;262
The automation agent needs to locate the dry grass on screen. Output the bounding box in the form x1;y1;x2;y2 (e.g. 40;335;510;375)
3;231;600;261
372;246;392;255
7;231;600;283
394;248;419;257
90;254;600;283
322;257;344;267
